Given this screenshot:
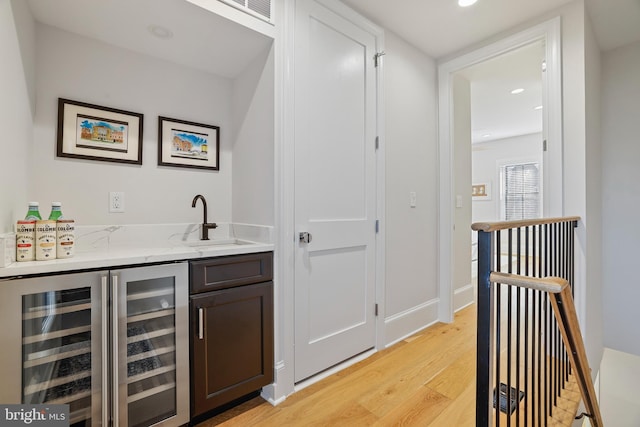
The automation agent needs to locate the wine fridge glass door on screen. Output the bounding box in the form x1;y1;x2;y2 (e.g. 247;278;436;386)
0;271;105;427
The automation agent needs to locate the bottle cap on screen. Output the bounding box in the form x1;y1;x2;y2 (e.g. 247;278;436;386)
52;202;62;207
29;201;39;206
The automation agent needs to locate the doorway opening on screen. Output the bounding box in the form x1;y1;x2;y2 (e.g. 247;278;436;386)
437;18;562;323
459;40;545;289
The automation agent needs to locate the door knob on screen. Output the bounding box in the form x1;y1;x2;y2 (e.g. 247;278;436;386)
299;232;312;244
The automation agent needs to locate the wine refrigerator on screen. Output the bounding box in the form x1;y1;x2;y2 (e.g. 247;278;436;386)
0;263;189;426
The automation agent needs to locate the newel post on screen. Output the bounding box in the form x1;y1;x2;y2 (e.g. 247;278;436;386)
476;229;494;426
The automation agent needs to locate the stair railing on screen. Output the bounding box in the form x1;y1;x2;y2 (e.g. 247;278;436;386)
489;272;603;426
473;217;602;427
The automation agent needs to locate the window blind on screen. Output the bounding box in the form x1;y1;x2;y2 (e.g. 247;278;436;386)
503;163;540;221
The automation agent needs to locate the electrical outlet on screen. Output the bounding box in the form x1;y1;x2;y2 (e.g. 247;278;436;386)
109;192;125;213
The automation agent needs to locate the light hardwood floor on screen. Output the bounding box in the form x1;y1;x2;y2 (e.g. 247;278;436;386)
197;306;478;426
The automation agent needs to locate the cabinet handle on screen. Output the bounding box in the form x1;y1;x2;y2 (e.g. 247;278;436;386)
101;275;109;426
111;274;119;425
198;308;204;340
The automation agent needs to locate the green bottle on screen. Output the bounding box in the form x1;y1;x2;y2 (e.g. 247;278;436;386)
48;202;63;221
25;202;42;220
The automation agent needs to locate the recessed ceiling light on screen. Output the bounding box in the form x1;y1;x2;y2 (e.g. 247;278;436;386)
148;24;173;39
534;105;543;110
458;0;478;7
511;88;525;94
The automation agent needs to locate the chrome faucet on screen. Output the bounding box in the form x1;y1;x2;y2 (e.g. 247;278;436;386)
191;194;218;240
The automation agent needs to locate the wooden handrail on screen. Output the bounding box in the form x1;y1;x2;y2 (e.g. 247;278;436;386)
490;273;604;427
471;216;580;232
490;272;567;294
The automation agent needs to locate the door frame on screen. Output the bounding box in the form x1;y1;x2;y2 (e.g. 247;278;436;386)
273;0;385;402
437;17;563;322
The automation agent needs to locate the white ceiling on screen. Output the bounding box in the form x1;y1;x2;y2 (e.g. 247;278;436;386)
342;0;640;145
342;0;640;59
586;0;640;51
26;0;273;79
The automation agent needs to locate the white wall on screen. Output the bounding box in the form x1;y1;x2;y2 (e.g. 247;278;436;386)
601;40;640;357
383;31;439;344
9;0;35;116
472;133;543;223
31;24;234;226
232;46;275;226
583;9;604;370
0;0;34;233
452;74;473;310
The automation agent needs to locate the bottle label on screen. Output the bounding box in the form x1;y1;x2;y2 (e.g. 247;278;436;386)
56;220;75;259
16;221;35;262
35;220;57;261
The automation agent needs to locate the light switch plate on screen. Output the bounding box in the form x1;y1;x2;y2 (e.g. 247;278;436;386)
409;191;417;208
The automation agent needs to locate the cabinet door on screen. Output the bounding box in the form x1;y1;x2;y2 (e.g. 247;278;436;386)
191;282;274;416
0;272;105;426
113;263;189;427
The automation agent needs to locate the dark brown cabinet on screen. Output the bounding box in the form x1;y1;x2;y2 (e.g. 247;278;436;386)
189;252;274;418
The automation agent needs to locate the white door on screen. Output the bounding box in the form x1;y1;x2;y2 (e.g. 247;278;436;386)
294;0;378;382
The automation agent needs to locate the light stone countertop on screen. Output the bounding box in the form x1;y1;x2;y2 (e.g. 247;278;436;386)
0;222;274;279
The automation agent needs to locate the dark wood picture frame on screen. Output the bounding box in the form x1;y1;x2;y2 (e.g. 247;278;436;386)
56;98;144;165
158;116;220;171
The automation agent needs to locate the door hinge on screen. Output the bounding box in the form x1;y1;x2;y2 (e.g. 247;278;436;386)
375;303;379;316
543;139;548;151
375;136;379;150
375;219;379;233
374;51;386;67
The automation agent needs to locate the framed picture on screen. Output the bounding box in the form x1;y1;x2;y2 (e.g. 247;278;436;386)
57;98;143;165
472;182;492;200
158;117;220;171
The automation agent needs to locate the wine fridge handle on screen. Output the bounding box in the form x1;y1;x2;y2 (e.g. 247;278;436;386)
101;275;109;426
198;308;204;340
111;273;120;426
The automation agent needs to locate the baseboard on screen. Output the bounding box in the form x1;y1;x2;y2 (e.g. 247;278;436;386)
454;283;475;312
260;361;289;406
293;348;377;392
384;299;439;347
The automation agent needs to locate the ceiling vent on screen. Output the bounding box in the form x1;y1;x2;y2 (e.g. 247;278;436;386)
222;0;272;22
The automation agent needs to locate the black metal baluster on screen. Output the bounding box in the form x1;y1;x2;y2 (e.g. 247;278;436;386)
507;229;513;427
550;223;556;410
552;223;558;416
537;224;542;427
530;226;537;427
516;227;522;426
524;227;529;427
544;224;550;421
553;224;562;407
477;230;493;427
562;222;568;386
496;230;502;427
